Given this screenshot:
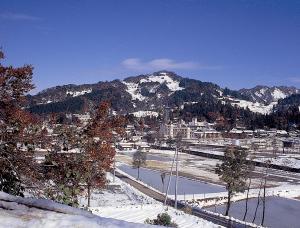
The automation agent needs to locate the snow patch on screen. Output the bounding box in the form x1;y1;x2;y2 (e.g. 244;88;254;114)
272;88;287;100
140;75;184;92
66;89;92;97
122;81;146;101
229;97;277;114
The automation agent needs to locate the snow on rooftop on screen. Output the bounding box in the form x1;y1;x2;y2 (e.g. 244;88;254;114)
131;111;159;118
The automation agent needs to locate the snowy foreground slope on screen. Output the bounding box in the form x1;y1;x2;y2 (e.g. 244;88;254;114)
0;173;221;228
0;191;152;228
87;173;221;228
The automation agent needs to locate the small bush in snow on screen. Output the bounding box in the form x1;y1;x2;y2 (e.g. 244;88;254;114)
145;212;178;227
182;205;193;214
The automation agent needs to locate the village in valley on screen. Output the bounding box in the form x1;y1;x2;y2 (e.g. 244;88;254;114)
1;59;300;228
22;98;300;228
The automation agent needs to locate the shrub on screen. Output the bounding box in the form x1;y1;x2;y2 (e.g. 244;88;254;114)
182;205;193;214
145;212;178;227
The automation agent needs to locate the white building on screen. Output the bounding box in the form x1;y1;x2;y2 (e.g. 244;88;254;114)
159;118;220;139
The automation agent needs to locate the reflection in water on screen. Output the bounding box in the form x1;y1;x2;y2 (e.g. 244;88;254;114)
118;164;224;195
206;196;300;228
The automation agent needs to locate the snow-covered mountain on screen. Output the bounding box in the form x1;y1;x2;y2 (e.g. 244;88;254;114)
239;86;299;105
27;71;299;116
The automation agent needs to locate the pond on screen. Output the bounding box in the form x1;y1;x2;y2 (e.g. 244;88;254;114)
119;151;173;162
206;196;300;228
118;163;225;195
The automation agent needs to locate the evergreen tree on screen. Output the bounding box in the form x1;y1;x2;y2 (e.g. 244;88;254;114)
132;151;147;180
215;146;249;216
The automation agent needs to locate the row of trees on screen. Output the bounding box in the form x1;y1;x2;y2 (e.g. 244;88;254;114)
43;102;125;207
0;51;125;207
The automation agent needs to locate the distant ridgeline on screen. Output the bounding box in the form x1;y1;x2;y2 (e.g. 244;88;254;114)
27;71;300;130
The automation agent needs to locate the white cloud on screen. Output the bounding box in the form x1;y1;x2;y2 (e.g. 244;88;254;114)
289;77;300;83
0;12;41;21
121;58;213;71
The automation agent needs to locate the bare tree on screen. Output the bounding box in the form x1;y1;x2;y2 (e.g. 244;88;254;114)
243;155;255;221
261;160;271;226
243;176;252;221
160;172;166;193
132;151;147;180
252;179;263;223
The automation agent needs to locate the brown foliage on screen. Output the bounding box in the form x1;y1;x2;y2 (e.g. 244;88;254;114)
79;101;126;206
0;51;40;195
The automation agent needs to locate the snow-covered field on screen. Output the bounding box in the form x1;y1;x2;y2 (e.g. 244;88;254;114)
190;146;300;169
255;156;300;169
86;173;221;228
91;204;219;228
78;172;156;207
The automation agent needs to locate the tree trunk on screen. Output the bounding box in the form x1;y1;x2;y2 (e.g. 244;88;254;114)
243;178;252;221
252;181;262;223
225;190;231;216
261;174;267;226
164;149;177;206
174;147;179;209
87;184;91;208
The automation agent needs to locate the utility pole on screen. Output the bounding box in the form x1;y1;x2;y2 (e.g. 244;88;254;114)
113;138;117;182
174;146;179;209
164;148;176;206
113;157;116;182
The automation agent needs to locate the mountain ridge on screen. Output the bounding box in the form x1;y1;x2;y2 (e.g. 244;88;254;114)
27;71;299;116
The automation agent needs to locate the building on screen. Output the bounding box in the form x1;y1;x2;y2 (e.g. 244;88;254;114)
159;123;192;139
118;142;135;151
159;118;220;139
191;128;221;139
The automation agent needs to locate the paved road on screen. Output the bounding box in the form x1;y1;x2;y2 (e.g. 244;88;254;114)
115;170;250;228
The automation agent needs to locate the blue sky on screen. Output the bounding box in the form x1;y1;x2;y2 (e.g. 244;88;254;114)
1;0;300;93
